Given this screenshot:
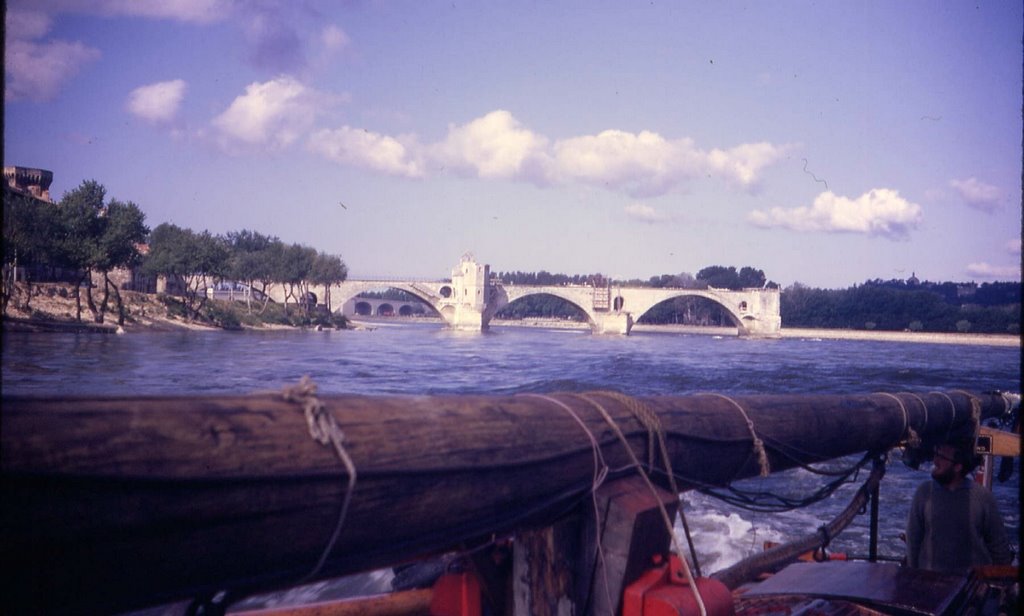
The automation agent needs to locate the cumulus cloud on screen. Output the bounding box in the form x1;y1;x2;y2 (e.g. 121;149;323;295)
965;262;1021;280
950;177;1002;212
432;110;550;180
308;127;423;178
5;9;100;102
127;79;187;123
309;110;790;197
624;202;672;223
747;189;923;239
211;76;319;149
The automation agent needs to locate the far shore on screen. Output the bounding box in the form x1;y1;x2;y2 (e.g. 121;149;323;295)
493;319;1020;347
3;288;1018;348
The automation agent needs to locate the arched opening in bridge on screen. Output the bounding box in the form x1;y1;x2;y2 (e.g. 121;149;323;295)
440;286;453;298
613;296;624;311
345;287;441;319
495;293;588;323
637;295;739;328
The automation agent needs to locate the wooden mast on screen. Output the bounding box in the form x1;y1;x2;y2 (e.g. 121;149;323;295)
0;390;1012;614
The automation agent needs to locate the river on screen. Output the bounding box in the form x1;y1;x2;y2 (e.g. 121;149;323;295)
2;323;1020;607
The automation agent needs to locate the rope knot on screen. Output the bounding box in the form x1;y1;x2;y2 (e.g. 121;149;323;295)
281;376;357;582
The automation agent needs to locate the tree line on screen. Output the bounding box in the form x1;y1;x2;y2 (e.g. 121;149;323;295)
781;280;1020;334
3;180;347;325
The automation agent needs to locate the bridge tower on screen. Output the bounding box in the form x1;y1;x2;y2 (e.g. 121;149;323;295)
450;253;492;331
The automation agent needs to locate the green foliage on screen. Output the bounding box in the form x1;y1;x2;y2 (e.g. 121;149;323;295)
696;265;767;290
781;281;1020;334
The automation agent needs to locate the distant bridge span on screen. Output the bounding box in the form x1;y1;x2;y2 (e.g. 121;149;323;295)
268;255;781;336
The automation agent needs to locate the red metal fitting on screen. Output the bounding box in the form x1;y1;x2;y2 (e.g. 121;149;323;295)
622;555;735;616
430;572;481;616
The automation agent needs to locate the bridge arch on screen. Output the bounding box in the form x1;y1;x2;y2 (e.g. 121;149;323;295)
633;292;744;329
492;286;608;332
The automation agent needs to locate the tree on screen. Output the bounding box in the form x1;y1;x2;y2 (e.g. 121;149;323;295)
274;243;318;315
227;229;279;313
2;190;60;313
56;180;107;321
309;252;348;312
92;199;148;325
696;265;741;290
144;223;229;321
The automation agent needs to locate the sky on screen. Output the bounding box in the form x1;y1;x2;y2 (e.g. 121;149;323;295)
4;0;1022;288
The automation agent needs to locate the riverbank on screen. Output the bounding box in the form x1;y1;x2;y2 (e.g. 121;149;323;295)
632;324;1021;347
1;283;335;333
4;285;1018;347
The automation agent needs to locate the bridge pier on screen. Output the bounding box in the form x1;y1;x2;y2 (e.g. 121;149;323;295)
592;311;634;335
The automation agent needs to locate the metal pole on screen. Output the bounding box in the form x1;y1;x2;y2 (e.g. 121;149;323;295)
868;474;880;562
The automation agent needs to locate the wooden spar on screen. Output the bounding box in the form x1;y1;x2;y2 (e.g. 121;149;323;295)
0;390;1013;614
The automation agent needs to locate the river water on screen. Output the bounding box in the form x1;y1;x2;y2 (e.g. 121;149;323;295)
2;323;1020;605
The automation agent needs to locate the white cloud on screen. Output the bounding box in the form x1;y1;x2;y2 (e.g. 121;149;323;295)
553;130;685;196
127;79;187;123
1007;238;1022;255
308;110;790;197
5;9;100;102
950;177;1002;212
432;110;549;180
308;127;423;178
624;202;672;223
965;262;1021;280
747;189;923;239
211;76;318;149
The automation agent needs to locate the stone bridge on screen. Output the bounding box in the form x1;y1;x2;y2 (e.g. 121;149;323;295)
267;255;781;337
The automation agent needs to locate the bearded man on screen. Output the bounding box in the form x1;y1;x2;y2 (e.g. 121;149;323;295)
905;439;1014;573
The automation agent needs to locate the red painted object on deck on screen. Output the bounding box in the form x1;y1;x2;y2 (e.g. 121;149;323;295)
430;572;481;616
623;555;735;616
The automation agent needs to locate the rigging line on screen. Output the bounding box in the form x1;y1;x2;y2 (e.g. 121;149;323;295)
908;393;930;438
519;393;615;614
571;393;708;616
698;393;771;477
931;391;959;442
282;376;358;583
583;391;703;578
951;389;983;439
874;392;921;448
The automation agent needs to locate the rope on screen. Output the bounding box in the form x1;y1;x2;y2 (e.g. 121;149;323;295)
701;394;770;477
583;392;703;577
932;391;959;442
874;392;921;448
908;393;929;436
573;393;708;616
282;376;358;582
519;393;614;613
952;389;982;440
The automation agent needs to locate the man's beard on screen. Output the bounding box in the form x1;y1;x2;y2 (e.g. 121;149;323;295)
932;465;957;486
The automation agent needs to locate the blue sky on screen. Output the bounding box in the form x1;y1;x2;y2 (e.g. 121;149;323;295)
5;1;1021;287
